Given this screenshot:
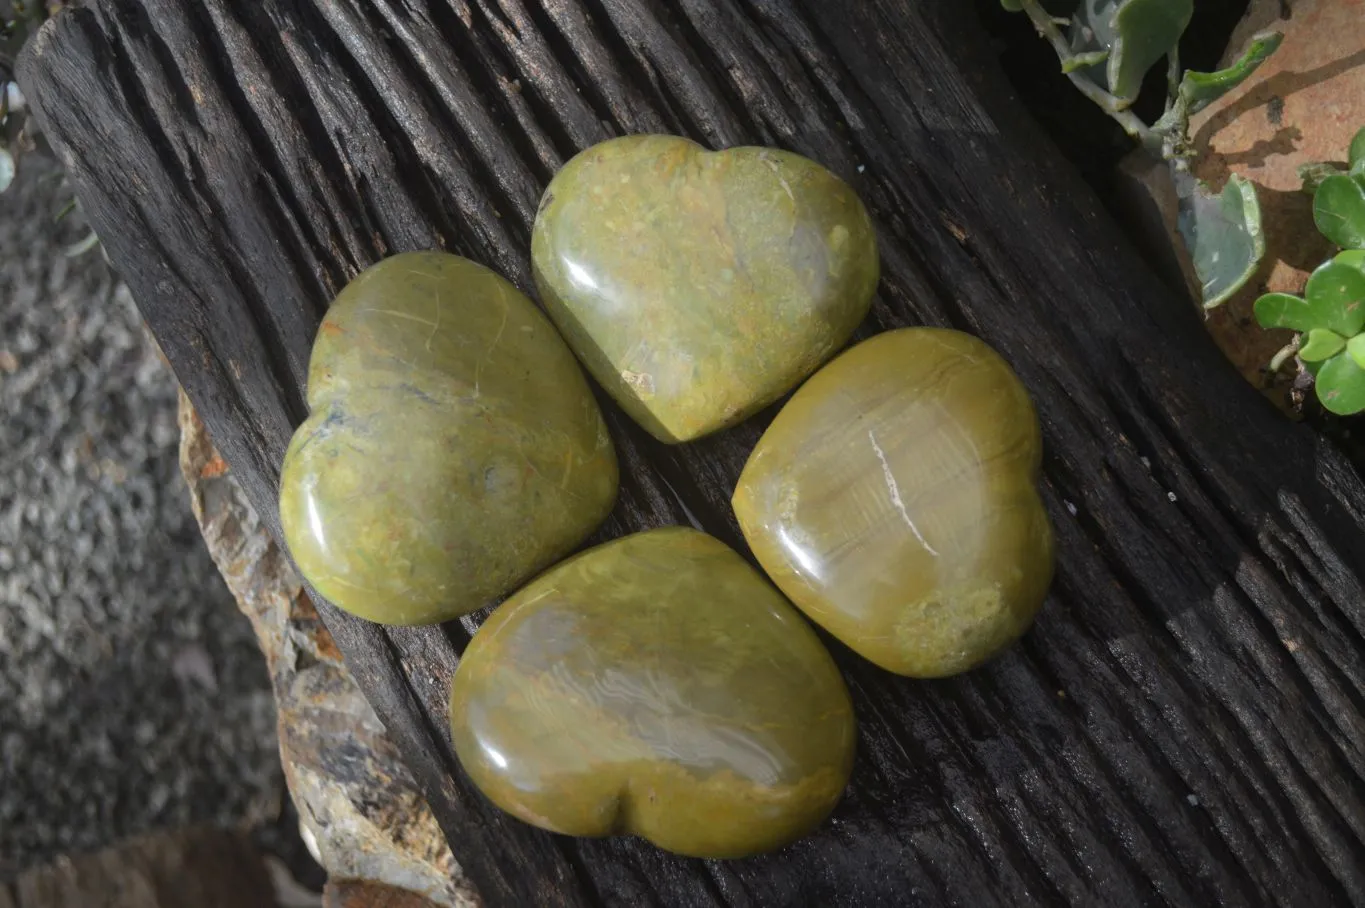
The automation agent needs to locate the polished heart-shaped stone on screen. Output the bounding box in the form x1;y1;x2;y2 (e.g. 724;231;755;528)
733;328;1054;678
448;527;856;859
531;134;879;443
278;251;618;626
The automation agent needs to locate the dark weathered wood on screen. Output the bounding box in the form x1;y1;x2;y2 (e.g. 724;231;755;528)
18;0;1365;905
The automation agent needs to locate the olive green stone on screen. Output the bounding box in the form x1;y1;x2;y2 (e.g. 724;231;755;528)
448;527;856;859
531;134;879;443
278;252;618;626
733;328;1054;678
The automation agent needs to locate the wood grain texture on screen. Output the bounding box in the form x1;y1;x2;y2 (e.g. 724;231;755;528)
17;0;1365;905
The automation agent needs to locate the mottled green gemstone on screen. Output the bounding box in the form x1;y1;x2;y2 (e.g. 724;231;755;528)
532;134;879;443
733;328;1054;677
278;251;618;626
449;527;856;859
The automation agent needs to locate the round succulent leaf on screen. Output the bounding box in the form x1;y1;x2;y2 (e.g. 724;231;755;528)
1299;328;1347;362
1335;249;1365;274
1315;351;1365;415
1177;172;1265;309
1314;173;1365;250
1254;292;1317;332
1351;126;1365;171
1304;260;1365;336
1349;333;1365;371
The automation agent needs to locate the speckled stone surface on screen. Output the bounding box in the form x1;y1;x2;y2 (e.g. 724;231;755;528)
0;159;278;876
733;328;1054;678
531;134;879;443
279;251;618;626
448;527;856;859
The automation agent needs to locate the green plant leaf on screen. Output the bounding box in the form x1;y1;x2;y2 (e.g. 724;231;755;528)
1177;31;1283;116
1255;292;1316;331
1336;249;1365;274
1314;173;1365;249
1063;50;1111;73
1349;334;1365;370
1069;1;1121;73
1177;172;1265;308
1066;0;1191;103
1254;261;1365;334
1350;126;1365;171
1304;260;1365;335
1108;0;1193;104
1299;328;1347;362
1001;0;1023;10
1315;352;1365;415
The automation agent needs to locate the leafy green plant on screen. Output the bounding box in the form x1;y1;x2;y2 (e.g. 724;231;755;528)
1257;128;1365;416
1003;0;1282;308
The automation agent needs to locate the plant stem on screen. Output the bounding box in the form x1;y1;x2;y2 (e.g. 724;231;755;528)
1165;49;1181;114
1268;339;1300;374
63;229;101;258
1018;0;1157;148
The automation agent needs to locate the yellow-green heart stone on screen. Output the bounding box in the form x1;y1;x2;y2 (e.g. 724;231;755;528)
531;134;879;443
733;328;1054;677
448;527;856;859
278;251;618;626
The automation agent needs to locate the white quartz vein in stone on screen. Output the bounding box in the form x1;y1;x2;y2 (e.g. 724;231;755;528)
869;429;939;557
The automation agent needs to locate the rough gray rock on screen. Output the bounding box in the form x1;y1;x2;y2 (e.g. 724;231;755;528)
0;158;281;876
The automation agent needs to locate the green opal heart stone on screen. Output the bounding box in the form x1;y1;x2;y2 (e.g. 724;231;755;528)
449;527;856;858
531;134;879;443
278;251;618;626
733;328;1054;677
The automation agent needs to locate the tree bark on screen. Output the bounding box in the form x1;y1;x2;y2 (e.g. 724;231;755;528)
17;0;1365;905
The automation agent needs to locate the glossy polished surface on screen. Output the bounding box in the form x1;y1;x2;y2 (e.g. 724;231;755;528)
278;252;618;625
449;527;856;858
531;134;879;443
733;328;1053;677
